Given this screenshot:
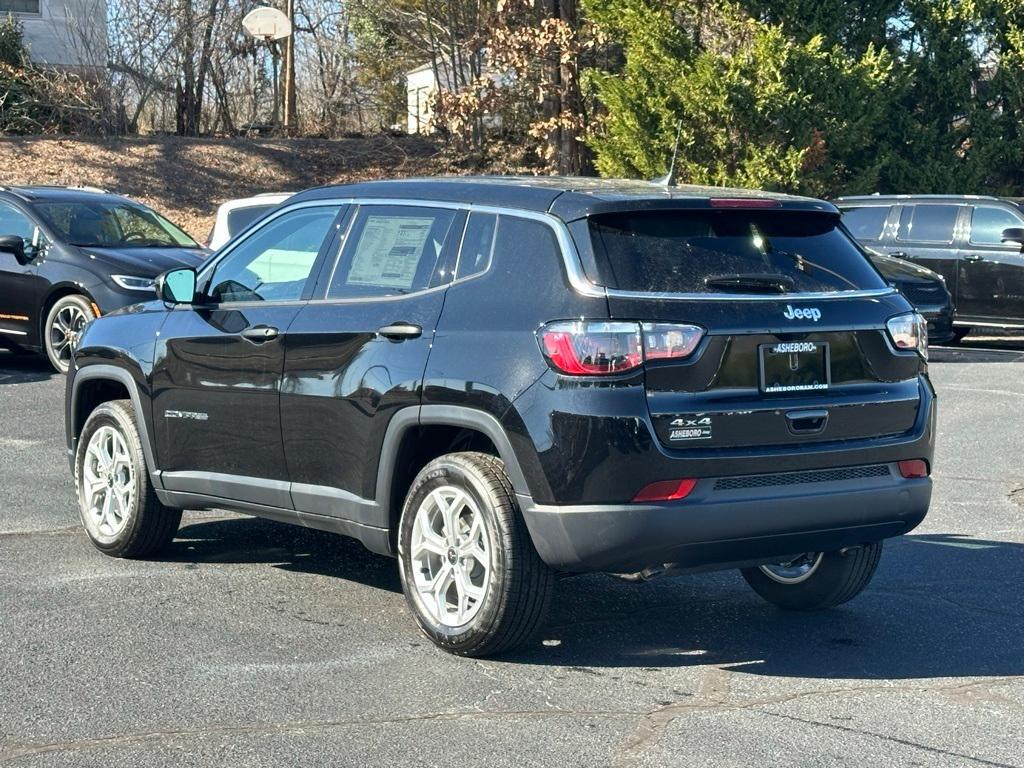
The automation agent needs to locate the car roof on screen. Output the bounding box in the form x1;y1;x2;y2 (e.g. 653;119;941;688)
290;176;837;221
0;185;131;205
835;194;1017;205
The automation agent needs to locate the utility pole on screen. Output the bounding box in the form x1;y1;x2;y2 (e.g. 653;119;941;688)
282;0;297;134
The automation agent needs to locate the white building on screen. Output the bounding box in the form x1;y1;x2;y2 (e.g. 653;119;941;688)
406;62;452;135
405;57;507;135
3;0;107;71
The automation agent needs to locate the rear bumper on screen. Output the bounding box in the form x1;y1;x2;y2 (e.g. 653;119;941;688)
519;467;931;573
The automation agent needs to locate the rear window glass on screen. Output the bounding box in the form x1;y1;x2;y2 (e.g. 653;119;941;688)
897;205;960;243
227;204;275;237
588;210;886;294
841;206;890;241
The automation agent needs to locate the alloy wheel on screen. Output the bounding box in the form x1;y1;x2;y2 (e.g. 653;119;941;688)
49;302;89;367
80;425;135;542
409;485;491;627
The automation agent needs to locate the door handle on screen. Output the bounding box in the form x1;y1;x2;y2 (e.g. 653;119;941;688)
240;325;279;342
377;322;422;340
962;254;985;262
889;251;909;258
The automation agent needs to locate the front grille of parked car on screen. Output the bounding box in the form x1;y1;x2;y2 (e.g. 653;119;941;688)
714;464;892;491
896;281;944;305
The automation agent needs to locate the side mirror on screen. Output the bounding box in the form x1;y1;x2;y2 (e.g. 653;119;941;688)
1001;227;1024;247
0;234;29;265
154;267;197;304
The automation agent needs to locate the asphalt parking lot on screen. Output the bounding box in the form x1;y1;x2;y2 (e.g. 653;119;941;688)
1;343;1022;767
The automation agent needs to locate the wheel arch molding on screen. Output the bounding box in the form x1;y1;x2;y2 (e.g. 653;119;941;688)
376;405;534;544
67;364;160;486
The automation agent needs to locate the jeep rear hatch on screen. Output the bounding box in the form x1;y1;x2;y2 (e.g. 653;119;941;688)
579;207;925;450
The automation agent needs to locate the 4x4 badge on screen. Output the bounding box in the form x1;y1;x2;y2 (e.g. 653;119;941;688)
668;416;713;441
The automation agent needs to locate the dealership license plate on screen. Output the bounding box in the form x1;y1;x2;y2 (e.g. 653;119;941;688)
759;342;830;393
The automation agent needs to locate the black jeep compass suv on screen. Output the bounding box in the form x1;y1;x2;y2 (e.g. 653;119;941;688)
65;177;935;657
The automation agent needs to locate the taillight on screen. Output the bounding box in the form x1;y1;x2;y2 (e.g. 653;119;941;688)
897;459;929;478
538;321;703;376
642;323;704;361
540;321;642;375
633;478;697;502
886;312;928;360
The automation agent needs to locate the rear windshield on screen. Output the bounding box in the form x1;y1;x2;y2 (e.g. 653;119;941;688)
588;210;886;294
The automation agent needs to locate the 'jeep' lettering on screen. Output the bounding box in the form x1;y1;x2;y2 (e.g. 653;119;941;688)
783;305;822;322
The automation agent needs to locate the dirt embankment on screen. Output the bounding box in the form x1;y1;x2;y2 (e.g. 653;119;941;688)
0;134;464;240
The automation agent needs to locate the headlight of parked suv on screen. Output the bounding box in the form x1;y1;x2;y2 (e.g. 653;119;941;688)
111;275;156;292
886;312;928;360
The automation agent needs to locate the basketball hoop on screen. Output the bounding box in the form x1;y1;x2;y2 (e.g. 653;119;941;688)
242;7;292;41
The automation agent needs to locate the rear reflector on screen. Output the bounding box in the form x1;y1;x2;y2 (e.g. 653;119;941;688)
633;478;697;502
709;198;782;209
897;459;929;479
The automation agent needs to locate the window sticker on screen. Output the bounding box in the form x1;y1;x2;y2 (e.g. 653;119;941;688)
348;216;435;289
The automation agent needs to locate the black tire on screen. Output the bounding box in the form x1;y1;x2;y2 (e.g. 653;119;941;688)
44;294;96;374
946;327;971;345
740;542;883;610
75;399;181;558
397;452;553;657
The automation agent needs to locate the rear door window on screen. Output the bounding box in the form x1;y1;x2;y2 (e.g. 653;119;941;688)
588;210;886;294
841;206;891;241
969;205;1024;245
328;205;456;298
896;205;960;243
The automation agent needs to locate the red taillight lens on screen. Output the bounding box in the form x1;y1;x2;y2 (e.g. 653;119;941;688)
540;321;642;375
539;321;703;376
898;459;929;478
633;478;697;502
709;198;782;209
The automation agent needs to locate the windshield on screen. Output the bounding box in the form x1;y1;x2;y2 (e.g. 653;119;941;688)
34;200;199;249
588;210;887;294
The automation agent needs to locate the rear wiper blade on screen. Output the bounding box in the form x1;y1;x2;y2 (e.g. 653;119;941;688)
704;273;795;294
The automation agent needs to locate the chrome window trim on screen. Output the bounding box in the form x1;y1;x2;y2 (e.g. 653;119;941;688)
197;196;896;304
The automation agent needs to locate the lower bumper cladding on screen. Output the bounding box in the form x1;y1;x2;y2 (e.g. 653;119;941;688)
519;463;931;573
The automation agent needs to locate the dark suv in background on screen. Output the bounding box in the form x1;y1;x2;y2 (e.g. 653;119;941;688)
0;186;207;372
65;178;935;657
838;194;1024;341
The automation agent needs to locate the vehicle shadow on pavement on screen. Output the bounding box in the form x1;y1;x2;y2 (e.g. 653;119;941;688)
169;515;403;594
0;350;57;384
509;533;1024;679
167;518;1024;680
